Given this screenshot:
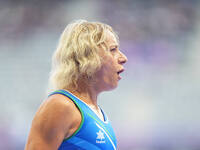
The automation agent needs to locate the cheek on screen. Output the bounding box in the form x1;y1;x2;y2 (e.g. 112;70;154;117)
100;56;118;79
103;65;118;84
101;60;114;71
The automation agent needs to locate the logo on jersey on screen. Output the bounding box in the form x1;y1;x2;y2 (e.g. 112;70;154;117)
96;130;106;143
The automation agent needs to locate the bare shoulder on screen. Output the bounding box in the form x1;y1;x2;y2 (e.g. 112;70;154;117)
25;94;81;150
34;94;82;138
36;94;80;121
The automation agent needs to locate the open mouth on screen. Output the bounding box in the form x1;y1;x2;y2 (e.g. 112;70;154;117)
117;69;124;80
117;69;124;75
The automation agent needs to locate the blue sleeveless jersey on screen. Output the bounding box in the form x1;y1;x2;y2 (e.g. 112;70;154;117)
49;89;117;150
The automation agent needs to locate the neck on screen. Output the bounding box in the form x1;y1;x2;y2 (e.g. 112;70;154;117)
68;85;100;108
66;81;105;121
66;76;105;108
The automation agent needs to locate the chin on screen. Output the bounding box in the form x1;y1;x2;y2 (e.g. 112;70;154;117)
104;83;118;91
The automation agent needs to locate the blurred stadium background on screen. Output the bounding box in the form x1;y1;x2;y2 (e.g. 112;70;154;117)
0;0;200;149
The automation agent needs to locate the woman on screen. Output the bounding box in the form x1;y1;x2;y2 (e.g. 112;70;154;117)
25;20;127;150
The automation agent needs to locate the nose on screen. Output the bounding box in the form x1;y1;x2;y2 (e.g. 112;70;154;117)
118;51;128;64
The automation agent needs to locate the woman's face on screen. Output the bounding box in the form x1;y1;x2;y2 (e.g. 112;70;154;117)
94;30;128;92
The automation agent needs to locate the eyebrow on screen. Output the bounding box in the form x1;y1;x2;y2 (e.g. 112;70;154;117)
109;44;119;48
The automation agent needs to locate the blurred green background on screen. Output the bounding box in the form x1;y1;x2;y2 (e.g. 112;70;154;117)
0;0;200;149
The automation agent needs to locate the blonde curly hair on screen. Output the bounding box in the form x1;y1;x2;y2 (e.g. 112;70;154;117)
48;20;119;92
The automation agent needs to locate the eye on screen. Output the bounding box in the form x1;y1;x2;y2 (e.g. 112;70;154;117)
110;48;117;52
